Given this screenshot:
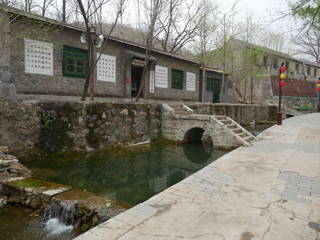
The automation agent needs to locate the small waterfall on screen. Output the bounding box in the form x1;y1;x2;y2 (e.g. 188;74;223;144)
42;200;76;236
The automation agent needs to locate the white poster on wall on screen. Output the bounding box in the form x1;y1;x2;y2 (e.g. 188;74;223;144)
155;65;168;88
186;72;196;91
97;53;116;82
24;39;53;76
150;71;155;93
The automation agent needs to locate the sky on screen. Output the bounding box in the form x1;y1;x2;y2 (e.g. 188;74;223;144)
220;0;300;54
235;0;294;31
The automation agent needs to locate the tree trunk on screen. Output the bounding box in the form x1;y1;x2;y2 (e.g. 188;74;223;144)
62;0;66;22
202;67;206;102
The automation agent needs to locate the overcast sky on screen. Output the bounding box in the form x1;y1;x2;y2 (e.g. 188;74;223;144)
227;0;296;33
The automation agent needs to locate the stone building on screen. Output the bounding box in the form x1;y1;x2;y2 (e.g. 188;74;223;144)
199;67;228;103
223;38;320;83
0;6;199;102
208;38;319;108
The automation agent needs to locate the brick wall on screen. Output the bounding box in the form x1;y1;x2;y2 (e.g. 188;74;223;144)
271;75;317;98
7;22;199;101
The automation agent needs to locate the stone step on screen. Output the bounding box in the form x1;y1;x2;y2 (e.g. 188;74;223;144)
169;105;186;111
0;165;12;172
225;124;237;129
220;119;231;124
214;115;226;120
238;132;247;138
243;136;254;142
232;128;242;134
174;111;193;115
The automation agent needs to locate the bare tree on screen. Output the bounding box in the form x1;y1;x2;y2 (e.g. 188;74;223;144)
191;0;218;102
0;4;57;64
291;26;320;62
40;0;54;17
213;0;240;103
135;0;165;102
158;0;203;54
76;0;124;101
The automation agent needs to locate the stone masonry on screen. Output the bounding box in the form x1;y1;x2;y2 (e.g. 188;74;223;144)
161;105;246;149
8;18;199;102
0;100;277;159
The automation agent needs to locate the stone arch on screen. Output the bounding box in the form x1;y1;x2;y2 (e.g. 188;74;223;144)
183;127;205;143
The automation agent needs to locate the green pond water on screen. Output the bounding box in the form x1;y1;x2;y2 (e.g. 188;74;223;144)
24;144;229;208
0;143;229;240
0;124;274;240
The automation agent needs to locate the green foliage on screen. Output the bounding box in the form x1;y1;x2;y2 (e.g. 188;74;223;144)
151;130;166;143
288;0;320;28
38;109;55;133
11;180;42;187
0;6;59;59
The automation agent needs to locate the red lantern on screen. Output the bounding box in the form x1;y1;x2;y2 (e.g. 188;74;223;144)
318;88;320;91
318;80;320;84
280;81;285;86
280;66;285;72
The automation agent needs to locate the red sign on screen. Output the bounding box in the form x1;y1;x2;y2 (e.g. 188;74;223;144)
132;59;145;67
150;71;154;93
126;78;129;83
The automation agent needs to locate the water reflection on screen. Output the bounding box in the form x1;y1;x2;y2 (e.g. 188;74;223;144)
183;143;212;164
25;144;229;208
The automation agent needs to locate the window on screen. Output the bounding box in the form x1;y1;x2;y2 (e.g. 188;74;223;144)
171;69;183;89
63;46;87;78
285;61;289;70
263;56;267;65
272;59;278;68
307;67;311;75
206;78;213;92
295;64;299;73
314;68;317;76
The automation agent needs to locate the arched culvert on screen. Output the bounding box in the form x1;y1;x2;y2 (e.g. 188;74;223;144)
183;128;205;143
183;143;212;164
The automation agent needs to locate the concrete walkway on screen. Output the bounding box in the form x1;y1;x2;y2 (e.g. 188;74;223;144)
75;114;320;240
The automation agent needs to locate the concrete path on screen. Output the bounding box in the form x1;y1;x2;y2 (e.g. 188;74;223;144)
75;113;320;240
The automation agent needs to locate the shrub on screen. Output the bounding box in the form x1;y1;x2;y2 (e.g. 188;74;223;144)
38;109;56;133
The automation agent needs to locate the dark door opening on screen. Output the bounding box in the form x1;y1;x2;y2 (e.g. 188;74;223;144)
213;83;220;103
131;68;142;98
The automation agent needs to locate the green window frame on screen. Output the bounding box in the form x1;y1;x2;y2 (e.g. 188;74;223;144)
206;78;214;92
63;46;87;78
206;78;225;93
171;69;183;89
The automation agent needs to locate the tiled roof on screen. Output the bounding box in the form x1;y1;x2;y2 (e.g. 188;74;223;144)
1;4;197;64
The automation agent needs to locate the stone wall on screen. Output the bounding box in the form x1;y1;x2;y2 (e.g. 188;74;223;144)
0;100;161;159
8;22;199;101
227;76;273;105
0;11;10;66
0;101;277;158
188;103;277;125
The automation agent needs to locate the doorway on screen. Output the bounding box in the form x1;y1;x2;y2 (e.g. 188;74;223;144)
213;82;220;103
131;68;142;98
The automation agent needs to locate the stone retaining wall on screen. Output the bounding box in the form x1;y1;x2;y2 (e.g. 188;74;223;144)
0;101;277;158
0;100;161;159
187;103;277;125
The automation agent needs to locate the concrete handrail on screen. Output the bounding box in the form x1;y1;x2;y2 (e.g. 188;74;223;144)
209;116;224;126
182;105;194;113
162;104;175;115
226;117;259;141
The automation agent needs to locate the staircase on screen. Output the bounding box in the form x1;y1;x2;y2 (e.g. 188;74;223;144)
169;104;194;115
162;104;259;147
211;115;258;146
